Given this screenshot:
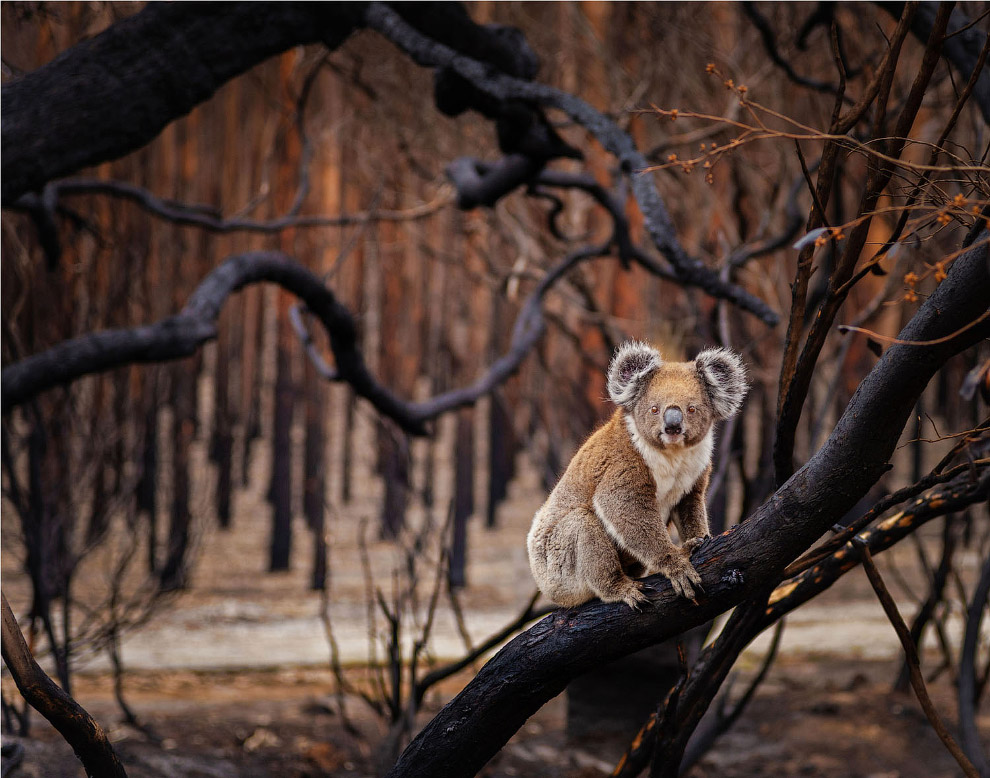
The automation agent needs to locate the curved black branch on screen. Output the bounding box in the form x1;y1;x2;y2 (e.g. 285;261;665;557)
364;2;780;327
0;252;416;429
385;234;988;778
3;246;606;436
0;3;365;202
445;155;542;209
741;2;851;98
763;467;990;628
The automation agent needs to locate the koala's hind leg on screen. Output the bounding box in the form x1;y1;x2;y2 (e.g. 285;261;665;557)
577;516;650;610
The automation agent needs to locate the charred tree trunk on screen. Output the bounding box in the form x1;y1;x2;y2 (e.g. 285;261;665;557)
303;350;328;590
159;366;195;592
486;390;515;528
340;391;355;505
211;314;234;529
269;294;295;572
240;286;265;487
449;408;474;589
378;422;410;541
136;377;159;573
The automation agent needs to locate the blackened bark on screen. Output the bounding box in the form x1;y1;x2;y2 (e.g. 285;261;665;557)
486;391;515;528
449;409;475;588
269;310;295;572
957;554;990;777
136;381;159;573
211;318;234;528
378;423;410;540
341;392;356;504
1;3;362;201
241;287;265;486
159;367;195;591
2;595;128;778
303;357;328;590
384;235;989;778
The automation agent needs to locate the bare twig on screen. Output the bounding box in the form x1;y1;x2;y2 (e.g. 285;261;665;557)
784;457;988;578
9;177;454;234
857;543;979;778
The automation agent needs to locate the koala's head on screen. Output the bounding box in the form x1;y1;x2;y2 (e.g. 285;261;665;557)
607;341;748;449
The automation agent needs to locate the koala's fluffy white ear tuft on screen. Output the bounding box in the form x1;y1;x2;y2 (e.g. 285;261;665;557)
608;341;662;407
696;348;748;419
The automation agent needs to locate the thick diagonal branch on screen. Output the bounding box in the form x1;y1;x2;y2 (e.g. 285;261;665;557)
384;234;988;778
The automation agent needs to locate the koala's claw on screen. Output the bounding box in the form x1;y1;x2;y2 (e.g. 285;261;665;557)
621;580;651;611
681;535;711;555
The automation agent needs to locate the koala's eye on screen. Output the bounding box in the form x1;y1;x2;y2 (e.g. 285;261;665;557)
650;405;659;415
688;405;697;414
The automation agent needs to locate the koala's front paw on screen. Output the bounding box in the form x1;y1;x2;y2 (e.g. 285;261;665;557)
658;553;704;601
681;534;711;555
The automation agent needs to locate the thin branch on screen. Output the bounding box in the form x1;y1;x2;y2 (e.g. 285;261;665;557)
741;2;850;98
2;594;128;778
858;543;979;778
412;590;545;708
678;618;785;774
784;457;988;578
7;177;454;234
769;469;990;625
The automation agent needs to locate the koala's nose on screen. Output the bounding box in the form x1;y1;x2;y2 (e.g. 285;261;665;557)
663;406;683;434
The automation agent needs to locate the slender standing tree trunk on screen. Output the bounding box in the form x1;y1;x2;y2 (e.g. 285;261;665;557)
269;292;295;572
378;423;410;541
160;367;194;591
211;320;234;529
486;390;515;528
136;379;159;573
303;334;328;589
240;286;264;487
449;408;474;589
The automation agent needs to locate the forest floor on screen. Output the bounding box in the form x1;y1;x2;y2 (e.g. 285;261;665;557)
2;435;987;778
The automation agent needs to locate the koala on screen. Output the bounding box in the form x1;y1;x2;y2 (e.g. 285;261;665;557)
526;341;748;609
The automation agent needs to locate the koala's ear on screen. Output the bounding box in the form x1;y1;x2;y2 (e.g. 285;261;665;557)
696;348;748;419
608;341;662;407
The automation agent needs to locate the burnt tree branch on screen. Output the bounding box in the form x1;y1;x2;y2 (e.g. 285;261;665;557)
1;594;127;778
9;177;453;235
1;246;607;436
0;3;365;202
363;2;780;326
384;234;988;778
